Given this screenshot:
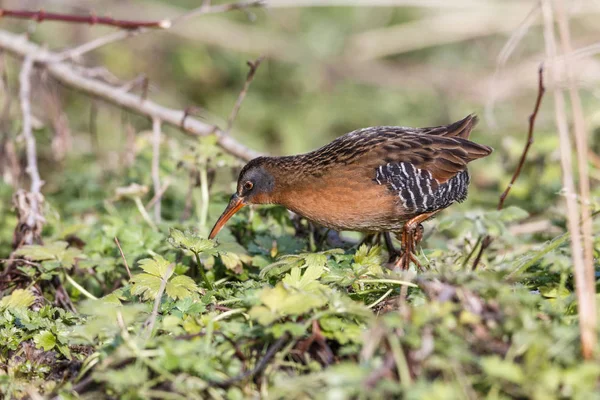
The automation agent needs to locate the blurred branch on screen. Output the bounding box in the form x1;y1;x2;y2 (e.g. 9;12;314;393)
497;66;545;210
5;1;266;62
114;237;132;280
346;3;600;61
267;0;496;7
549;0;596;360
19;56;41;196
215;332;291;389
555;0;595;293
0;30;262;161
55;30;141;62
346;5;532;61
0;9;170;29
169;0;266;25
485;2;540;127
472;66;546;270
151;117;162;223
226;56;264;134
13;55;45;248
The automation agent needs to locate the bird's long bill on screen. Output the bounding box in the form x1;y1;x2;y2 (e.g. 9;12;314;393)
208;194;246;239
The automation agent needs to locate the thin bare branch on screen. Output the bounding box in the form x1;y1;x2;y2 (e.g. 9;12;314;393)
266;0;496;7
497;66;546;210
214;332;291;388
114;237;132;280
0;30;262;161
472;66;546;270
19;56;42;197
144;263;175;339
226;56;264;134
151;117;162;223
168;0;266;26
16;55;46;248
0;9;170;30
485;2;540;127
552;0;596;359
146;178;172;211
54;30;140;62
46;0;266;62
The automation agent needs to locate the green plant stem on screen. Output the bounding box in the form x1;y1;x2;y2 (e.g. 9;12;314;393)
195;251;214;290
507;233;569;278
359;279;417;287
388;334;412;387
462;236;483;269
199;165;210;230
367;288;393;309
213;308;248;322
134;196;158;231
217;298;243;305
64;273;98;300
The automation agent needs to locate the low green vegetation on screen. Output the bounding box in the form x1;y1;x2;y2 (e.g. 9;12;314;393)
1;132;599;398
1;3;600;398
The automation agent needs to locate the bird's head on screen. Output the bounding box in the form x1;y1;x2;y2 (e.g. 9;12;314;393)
209;157;276;239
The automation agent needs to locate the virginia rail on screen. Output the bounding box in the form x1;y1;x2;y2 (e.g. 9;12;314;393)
209;114;492;269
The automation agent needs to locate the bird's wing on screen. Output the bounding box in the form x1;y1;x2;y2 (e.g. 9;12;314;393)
299;115;490;183
412;114;479;139
354;130;492;184
359;131;491;213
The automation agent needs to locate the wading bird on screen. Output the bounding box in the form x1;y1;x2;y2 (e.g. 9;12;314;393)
209;114;492;269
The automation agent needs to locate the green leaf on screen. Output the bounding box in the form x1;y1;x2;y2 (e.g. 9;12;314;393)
480;356;524;384
34;330;57;351
138;255;173;279
353;245;383;275
220;252;243;271
14;241;83;268
250;282;328;325
539;284;570;299
300;262;325;287
0;289;35;310
168;229;216;254
15;241;69;261
496;206;529;222
130;273;163;301
166;275;201;300
96;364;149;394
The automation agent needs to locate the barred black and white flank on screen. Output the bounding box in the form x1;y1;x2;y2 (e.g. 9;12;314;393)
374;162;470;214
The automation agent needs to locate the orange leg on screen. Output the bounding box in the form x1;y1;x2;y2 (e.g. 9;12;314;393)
393;211;438;270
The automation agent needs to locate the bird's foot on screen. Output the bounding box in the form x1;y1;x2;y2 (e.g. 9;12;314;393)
393;249;421;270
389;221;426;271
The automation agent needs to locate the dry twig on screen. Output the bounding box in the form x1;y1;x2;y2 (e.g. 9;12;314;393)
12;55;45;248
0;9;170;30
151;117;162;223
226;56;265;134
0;30;262;161
472;66;546;270
215;333;291;388
146;179;172;211
114;237;132;279
554;0;595;306
31;0;266;62
543;0;596;359
485;2;540;127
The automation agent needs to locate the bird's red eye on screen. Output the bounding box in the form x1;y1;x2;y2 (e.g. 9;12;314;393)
244;181;253;191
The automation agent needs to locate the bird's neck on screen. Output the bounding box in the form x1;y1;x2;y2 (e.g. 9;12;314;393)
259;155;316;205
